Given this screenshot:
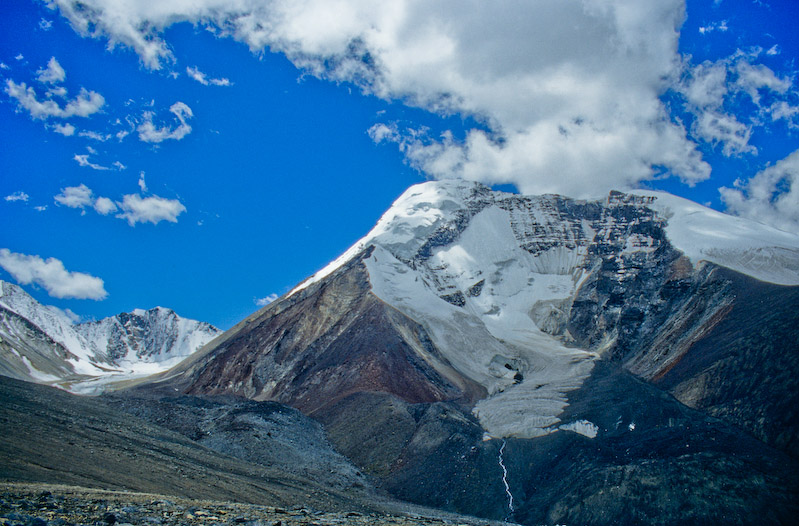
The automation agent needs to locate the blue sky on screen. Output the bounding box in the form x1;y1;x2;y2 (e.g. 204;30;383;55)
1;0;797;329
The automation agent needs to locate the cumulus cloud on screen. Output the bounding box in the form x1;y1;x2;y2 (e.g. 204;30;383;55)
5;191;30;203
54;183;94;209
79;130;113;141
51;122;76;136
137;101;193;143
43;0;710;196
698;20;728;35
720;150;799;232
54;183;116;214
55;183;185;225
116;193;186;225
186;66;231;86
36;57;66;83
93;196;118;215
675;49;797;157
44;0;798;198
0;248;107;300
137;172;147;192
5;80;104;120
255;294;279;306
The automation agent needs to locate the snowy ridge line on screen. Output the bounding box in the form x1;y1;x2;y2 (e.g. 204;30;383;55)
292;182;799;305
0;280;220;393
288;180;481;297
630;189;799;286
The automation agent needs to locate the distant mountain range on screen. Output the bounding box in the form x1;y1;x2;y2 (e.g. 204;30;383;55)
0;280;220;393
2;181;798;525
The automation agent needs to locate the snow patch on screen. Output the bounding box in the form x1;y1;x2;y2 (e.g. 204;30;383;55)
560;419;599;438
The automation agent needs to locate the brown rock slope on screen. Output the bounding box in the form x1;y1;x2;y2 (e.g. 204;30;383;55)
145;249;485;415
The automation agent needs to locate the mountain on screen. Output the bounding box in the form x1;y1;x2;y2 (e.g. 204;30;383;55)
140;180;799;525
0;281;220;393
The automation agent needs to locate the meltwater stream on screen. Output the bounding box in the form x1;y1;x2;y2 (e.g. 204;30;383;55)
498;439;515;518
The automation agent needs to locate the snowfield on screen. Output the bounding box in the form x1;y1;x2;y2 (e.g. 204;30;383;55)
292;180;799;439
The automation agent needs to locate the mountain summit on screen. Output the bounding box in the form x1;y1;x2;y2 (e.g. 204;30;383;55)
142;180;799;524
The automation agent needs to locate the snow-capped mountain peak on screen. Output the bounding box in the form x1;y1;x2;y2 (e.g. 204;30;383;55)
284;181;799;439
0;281;220;393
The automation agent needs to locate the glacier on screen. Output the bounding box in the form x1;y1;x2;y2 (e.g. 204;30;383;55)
289;180;799;439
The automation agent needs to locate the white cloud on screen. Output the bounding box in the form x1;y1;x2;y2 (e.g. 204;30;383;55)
54;183;185;226
47;86;68;98
720;150;799;232
699;20;728;35
5;191;30;203
51;122;76;136
137;101;193;143
39;18;54;31
676;49;796;157
770;101;799;126
44;0;712;196
255;294;279;306
693;110;755;156
73;153;110;170
138;172;147;192
0;248;107;300
766;44;780;56
36;57;66;84
34;205;47;212
116;194;186;225
54;183;94;209
42;0;799;198
734;60;790;105
5;80;104;120
113;161;127;170
186;66;231;86
78;130;112;141
93;196;117;215
0;63;9;70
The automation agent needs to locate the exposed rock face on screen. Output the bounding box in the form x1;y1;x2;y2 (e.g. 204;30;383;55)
136;181;799;525
159;250;484;414
0;281;220;392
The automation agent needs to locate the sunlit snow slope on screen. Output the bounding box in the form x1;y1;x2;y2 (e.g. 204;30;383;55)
292;180;799;439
